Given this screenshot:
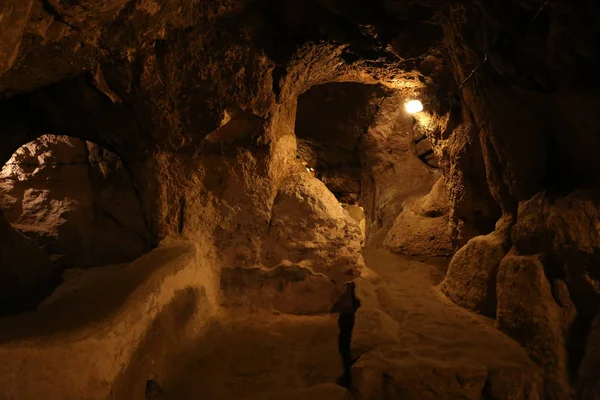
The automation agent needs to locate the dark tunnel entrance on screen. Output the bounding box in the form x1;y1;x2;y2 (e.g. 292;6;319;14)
294;81;442;244
0;134;150;314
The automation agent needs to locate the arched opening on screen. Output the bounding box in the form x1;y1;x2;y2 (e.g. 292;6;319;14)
0;134;150;284
294;82;442;245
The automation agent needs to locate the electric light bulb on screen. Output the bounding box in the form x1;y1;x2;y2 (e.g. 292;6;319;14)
405;100;423;114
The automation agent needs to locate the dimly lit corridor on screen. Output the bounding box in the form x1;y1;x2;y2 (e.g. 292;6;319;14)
1;1;600;399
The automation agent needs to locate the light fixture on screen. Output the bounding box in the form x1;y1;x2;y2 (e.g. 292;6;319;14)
404;100;423;114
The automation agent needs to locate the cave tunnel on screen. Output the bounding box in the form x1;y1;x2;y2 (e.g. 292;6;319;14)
1;134;149;269
1;1;600;399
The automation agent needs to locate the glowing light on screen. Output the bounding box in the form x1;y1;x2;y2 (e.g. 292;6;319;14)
405;100;423;114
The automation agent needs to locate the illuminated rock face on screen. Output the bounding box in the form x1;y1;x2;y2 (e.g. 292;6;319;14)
1;135;150;268
0;0;599;399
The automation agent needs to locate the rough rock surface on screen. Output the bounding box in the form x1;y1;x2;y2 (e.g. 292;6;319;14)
295;83;442;243
441;231;506;317
496;253;569;397
295;82;387;204
384;177;453;257
263;171;364;284
361;93;441;242
0;242;220;400
351;246;543;400
1;0;600;398
220;170;365;314
1;135;150;267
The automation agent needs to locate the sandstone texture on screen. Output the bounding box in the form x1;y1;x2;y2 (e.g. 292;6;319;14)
1;135;150;268
0;0;599;399
384;177;453;257
351;247;543;400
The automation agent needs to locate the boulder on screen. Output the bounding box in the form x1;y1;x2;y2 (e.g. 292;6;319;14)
440;231;506;317
496;254;569;397
264;171;365;284
384;178;453;257
0;135;150;267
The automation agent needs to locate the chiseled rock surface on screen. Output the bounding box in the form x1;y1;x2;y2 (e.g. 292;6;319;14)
0;242;219;400
496;253;569;398
351;247;542;400
264;171;365;284
0;135;150;267
384;178;453;257
221;170;366;314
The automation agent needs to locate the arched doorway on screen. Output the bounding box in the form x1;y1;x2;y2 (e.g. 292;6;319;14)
1;134;150;270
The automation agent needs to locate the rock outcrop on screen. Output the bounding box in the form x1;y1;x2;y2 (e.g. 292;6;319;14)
1;0;600;398
441;231;506;317
1;135;150;268
222;170;365;314
384;177;453;257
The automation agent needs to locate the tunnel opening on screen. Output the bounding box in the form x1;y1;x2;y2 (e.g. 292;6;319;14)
0;134;151;313
2;0;599;398
294;81;448;390
294;81;443;246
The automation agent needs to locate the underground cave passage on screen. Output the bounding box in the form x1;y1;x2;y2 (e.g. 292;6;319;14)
295;81;444;246
1;1;600;399
0;134;150;269
0;134;151;315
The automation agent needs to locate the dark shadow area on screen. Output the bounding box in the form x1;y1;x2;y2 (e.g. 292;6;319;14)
0;243;191;343
332;282;361;389
1;134;150;270
567;312;595;384
295;82;388;205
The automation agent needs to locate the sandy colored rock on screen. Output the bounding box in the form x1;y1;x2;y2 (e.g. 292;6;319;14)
440;231;506;317
1;135;150;267
351;306;400;359
384;207;453;256
384;178;453;257
0;0;599;398
496;254;569;397
418;178;451;217
219;170;365;313
484;366;544;400
264;171;365;285
361;94;440;242
512;192;600;315
0;242;219;400
353;352;489;400
159;313;344;400
220;262;339;315
351;246;541;400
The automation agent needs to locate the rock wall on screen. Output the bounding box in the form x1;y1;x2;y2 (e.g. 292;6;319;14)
222;169;365;314
1;1;600;397
1;134;150;268
360;93;441;244
384;177;453;257
437;2;600;398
